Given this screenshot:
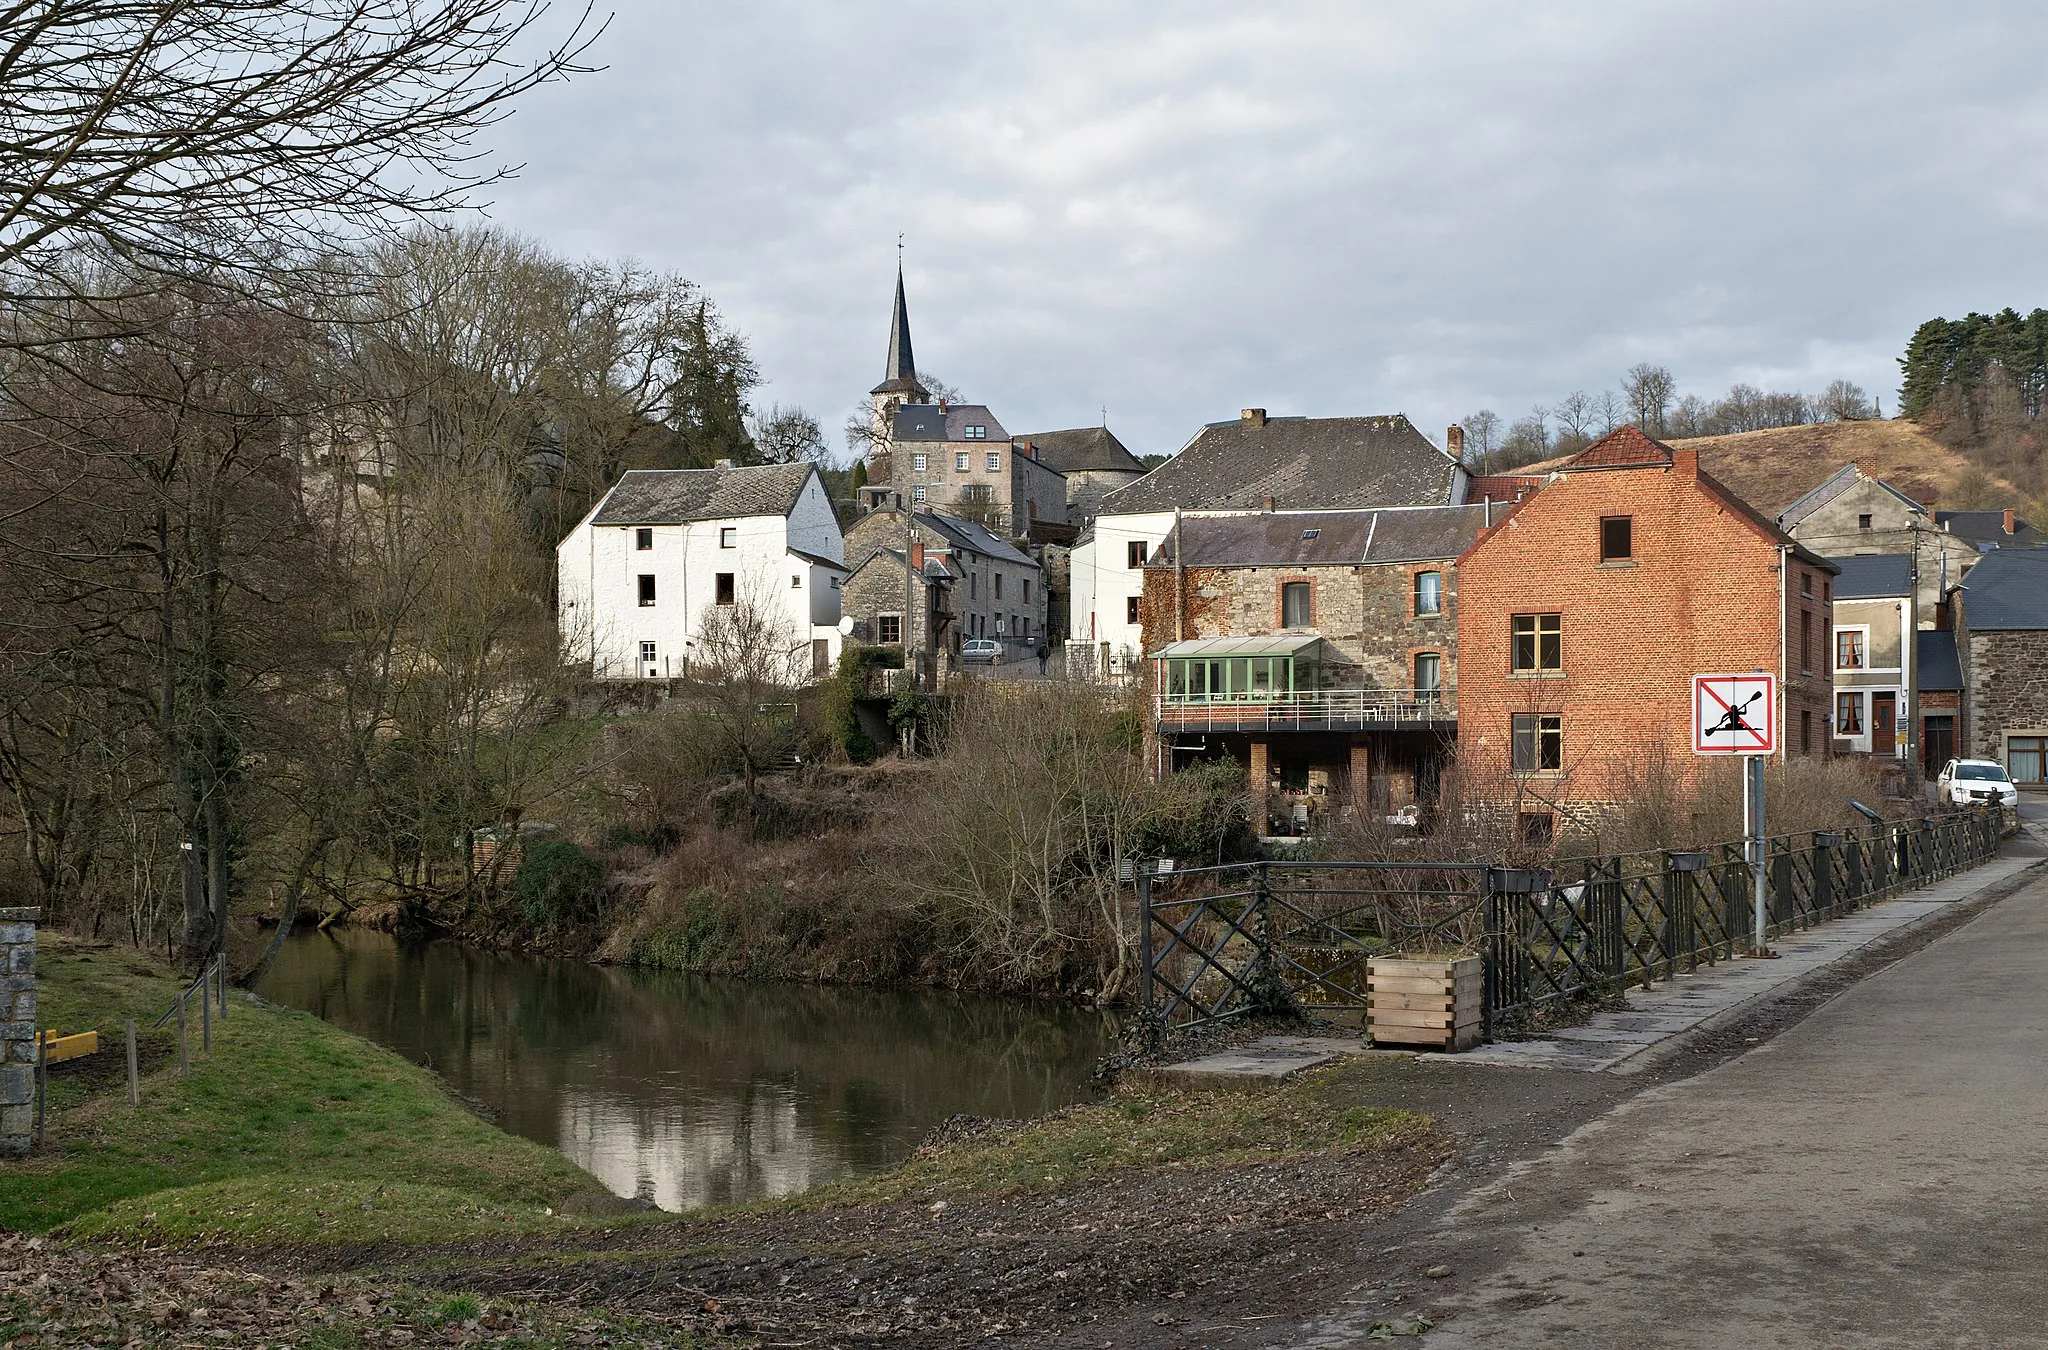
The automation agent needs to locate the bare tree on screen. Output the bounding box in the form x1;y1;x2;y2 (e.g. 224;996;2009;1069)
1622;364;1676;435
749;403;829;465
0;0;600;320
690;580;801;819
1551;391;1594;450
1458;410;1502;471
1594;390;1627;435
1819;379;1874;421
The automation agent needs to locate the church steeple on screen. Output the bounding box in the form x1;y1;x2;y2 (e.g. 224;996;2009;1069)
870;261;928;403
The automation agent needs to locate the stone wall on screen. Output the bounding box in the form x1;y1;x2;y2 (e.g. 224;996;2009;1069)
0;907;38;1157
1963;629;2048;764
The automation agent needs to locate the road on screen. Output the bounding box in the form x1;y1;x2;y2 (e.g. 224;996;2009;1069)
1293;853;2048;1347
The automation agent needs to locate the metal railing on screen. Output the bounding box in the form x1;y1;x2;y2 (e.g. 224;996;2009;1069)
1137;807;2003;1045
1153;686;1457;733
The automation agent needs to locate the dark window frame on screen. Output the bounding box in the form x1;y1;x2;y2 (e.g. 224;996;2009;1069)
637;574;656;607
1598;515;1633;562
1125;595;1141;625
635;527;653;551
1280;579;1313;629
1126;539;1148;569
1511;712;1564;773
1413;569;1443;617
715;572;735;606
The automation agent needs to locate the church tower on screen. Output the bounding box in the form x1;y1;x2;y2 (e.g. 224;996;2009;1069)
869;262;929;442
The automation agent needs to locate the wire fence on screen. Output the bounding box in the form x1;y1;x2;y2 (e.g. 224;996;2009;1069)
1138;807;2006;1047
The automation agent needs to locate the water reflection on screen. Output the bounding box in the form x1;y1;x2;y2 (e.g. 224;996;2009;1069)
257;928;1118;1211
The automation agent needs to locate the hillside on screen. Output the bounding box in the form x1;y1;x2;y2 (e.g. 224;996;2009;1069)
1528;419;2024;517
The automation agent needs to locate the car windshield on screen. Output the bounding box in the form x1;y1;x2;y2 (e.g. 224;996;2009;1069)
1956;763;2010;781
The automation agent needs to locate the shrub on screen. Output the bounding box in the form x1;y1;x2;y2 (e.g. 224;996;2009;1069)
513;841;605;928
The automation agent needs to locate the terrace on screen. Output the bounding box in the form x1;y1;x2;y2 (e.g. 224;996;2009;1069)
1150;635;1455;734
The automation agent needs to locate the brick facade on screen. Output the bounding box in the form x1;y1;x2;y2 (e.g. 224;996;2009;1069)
1456;433;1835;821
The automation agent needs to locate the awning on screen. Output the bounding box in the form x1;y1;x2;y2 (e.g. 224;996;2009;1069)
1148;634;1323;660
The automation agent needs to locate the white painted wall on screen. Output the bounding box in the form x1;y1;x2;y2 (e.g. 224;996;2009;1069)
557;487;844;683
1067;509;1175;672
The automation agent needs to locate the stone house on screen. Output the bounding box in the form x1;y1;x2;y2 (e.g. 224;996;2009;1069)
1456;427;1838;837
1011;426;1147;526
1140;504;1485;835
843;508;1045;662
1826;554;1915;762
1071;408;1466;675
1955;548;2048;786
882;403;1071;542
557;463;846;683
1777;463;1975;618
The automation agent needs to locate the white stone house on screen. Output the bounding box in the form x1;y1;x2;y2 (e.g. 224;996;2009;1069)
558;464;847;683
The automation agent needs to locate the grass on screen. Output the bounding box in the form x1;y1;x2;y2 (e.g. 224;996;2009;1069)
5;932;629;1244
779;1059;1438;1213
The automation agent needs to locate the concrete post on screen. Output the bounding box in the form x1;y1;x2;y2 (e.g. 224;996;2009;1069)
0;907;40;1157
1249;739;1271;836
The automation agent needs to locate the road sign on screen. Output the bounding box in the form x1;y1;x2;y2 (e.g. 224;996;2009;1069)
1693;672;1776;756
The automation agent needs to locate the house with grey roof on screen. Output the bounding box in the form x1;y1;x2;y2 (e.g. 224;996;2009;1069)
1012;425;1146;525
1933;508;2045;550
557;462;846;683
1826;553;1916;762
842;507;1045;673
1070;407;1467;678
1140;504;1485;835
1955;548;2048;785
1777;462;1976;618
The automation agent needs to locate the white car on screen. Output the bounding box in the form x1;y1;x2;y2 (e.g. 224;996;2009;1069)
959;638;1004;664
1936;758;2020;809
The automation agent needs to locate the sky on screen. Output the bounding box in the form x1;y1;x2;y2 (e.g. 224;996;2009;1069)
474;1;2048;461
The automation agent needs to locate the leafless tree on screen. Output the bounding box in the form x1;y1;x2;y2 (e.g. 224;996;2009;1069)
1819;379;1874;421
1551;391;1594;450
749;403;829;465
0;0;601;323
1458;409;1502;471
1594;389;1627;435
1623;364;1676;435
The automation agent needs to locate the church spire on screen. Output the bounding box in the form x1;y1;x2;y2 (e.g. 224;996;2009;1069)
870;255;928;401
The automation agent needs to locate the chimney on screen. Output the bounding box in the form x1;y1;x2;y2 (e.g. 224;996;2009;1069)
714;458;735;470
1673;447;1699;482
2004;508;2017;535
1241;408;1267;427
1446;424;1464;460
910;539;925;573
1261;495;1276;512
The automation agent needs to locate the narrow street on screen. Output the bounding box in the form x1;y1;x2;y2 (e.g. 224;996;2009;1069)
1291;825;2048;1348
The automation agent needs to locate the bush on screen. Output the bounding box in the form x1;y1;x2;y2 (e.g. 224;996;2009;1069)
512;841;605;928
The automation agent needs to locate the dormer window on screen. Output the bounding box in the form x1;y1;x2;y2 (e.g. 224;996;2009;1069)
964;424;987;440
1302;528;1320;540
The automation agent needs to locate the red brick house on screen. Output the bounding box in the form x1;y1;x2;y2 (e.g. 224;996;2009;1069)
1455;427;1837;836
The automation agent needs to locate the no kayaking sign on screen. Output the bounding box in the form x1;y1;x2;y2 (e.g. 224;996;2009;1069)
1693;672;1776;756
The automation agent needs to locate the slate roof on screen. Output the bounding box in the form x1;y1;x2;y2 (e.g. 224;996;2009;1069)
1918;630;1964;692
590;465;816;525
1934;510;2045;548
870;267;926;399
890;403;1013;444
1958;549;2048;629
1827;554;1913;599
787;546;849;572
1153;505;1488;569
1778;463;1928;532
852;508;1037;568
1012;426;1145;475
1101;413;1458;515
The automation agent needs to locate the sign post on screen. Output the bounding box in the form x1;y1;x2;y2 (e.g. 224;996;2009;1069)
1693;672;1777;956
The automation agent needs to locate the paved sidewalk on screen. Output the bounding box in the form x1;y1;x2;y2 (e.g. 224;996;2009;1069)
1290;861;2048;1348
1426;853;2043;1074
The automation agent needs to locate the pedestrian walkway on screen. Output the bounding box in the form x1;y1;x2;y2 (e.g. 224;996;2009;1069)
1424;852;2043;1074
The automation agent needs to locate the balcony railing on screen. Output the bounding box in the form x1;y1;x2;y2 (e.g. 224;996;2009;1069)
1155;687;1456;733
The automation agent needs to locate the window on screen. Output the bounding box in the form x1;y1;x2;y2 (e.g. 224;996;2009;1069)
1858;513;1873;531
994;573;1003;599
1127;540;1148;569
970;573;978;599
715;572;735;606
1302;528;1320;540
635;528;653;551
1800;571;1813;599
791;573;802;588
639;641;656;664
962;482;993;502
637;574;656;607
719;527;736;549
878;614;901;645
1282;580;1313;628
1518;812;1555;846
1512;614;1562;671
1599;515;1633;561
1836;691;1863;735
912;484;927;503
1126;595;1141;625
1413;570;1443;617
912;452;928;472
1800;610;1812;670
986;451;1002;471
1801;709;1812;755
1023;579;1032;602
2010;736;2048;785
955;451;970;471
1414;652;1441;698
964;424;987;440
1836;629;1866;670
1511;714;1563;773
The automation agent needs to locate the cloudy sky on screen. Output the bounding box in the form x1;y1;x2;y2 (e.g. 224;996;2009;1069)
479;2;2048;460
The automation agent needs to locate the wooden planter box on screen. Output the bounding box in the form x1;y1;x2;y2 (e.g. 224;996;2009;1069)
1366;955;1484;1051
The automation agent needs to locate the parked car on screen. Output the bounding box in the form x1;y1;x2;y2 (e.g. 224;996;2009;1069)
1936;758;2020;809
959;638;1004;664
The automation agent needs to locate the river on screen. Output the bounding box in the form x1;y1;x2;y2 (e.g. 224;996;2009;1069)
256;928;1120;1212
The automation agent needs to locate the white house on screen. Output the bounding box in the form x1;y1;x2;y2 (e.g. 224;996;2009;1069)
558;463;847;683
1069;410;1467;674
